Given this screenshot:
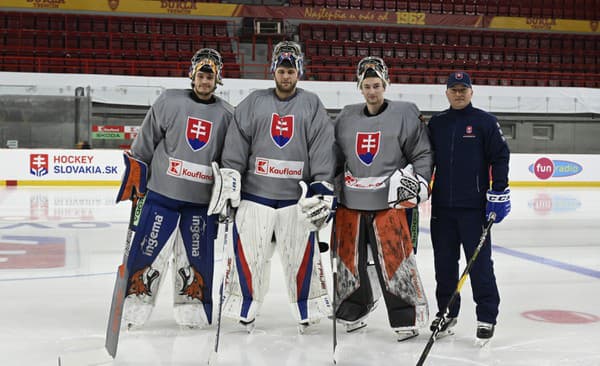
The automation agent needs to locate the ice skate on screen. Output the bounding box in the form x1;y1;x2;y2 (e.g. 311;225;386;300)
343;320;367;333
239;319;256;334
337;314;368;333
393;327;419;342
430;316;457;339
298;318;321;334
475;321;494;347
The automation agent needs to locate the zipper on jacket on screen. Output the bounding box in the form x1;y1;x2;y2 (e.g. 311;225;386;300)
449;119;456;205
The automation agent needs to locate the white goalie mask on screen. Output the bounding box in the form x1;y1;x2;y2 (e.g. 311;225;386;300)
190;48;224;85
357;56;390;88
270;41;304;78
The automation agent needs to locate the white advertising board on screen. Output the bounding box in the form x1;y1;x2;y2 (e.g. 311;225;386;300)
0;149;598;186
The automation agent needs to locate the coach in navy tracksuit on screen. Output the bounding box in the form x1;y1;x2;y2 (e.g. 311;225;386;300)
427;71;511;343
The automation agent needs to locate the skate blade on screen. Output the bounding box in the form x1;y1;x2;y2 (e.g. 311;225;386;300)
244;323;256;334
344;322;367;333
475;338;492;347
397;332;418;342
434;329;455;340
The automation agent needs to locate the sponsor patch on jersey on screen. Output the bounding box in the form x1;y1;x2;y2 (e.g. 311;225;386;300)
166;158;213;184
344;171;387;190
30;154;49;177
254;157;303;179
270;113;294;148
186;117;212;151
356;132;380;166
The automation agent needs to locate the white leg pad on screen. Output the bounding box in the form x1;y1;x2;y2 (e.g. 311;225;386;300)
174;303;209;328
222;292;262;323
123;296;154;328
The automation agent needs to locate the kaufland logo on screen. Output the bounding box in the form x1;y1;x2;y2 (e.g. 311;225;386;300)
256;159;269;175
30;154;49;177
529;157;583;180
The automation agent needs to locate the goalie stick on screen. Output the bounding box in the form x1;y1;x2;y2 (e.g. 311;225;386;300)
416;212;496;366
105;193;144;358
324;220;339;364
208;208;232;365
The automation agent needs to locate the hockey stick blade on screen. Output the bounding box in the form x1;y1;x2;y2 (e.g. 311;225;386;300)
105;195;141;358
209;209;232;365
105;263;129;358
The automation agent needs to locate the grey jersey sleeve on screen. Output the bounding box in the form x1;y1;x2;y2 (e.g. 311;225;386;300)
221;98;252;173
131;93;168;164
401;102;434;182
307;98;335;184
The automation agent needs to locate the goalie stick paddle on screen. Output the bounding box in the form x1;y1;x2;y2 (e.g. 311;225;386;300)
208;209;232;365
316;224;337;364
416;213;496;366
105;193;143;359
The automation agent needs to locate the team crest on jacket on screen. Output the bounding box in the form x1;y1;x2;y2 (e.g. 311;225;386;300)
356;131;381;166
186;117;212;151
270;113;294;148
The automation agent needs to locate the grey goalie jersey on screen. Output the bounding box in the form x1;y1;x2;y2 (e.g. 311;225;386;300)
334;100;433;211
131;89;234;204
221;88;335;200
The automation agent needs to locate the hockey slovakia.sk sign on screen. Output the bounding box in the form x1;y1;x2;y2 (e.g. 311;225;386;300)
1;149;122;184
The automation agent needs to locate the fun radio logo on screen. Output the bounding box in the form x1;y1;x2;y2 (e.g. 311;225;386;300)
529;157;582;180
30;154;49;177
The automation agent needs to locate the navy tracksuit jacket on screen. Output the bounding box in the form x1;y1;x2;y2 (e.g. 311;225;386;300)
427;103;510;324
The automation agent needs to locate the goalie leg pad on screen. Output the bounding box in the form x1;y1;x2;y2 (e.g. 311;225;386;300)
222;200;276;322
172;205;218;325
370;208;429;328
334;206;362;305
123;191;179;327
275;205;331;323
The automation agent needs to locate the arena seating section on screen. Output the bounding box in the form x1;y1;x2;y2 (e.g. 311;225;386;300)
1;3;599;86
0;12;240;77
301;24;600;86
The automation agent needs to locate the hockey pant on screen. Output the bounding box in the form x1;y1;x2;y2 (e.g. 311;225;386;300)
222;199;331;324
334;206;428;329
430;206;500;325
123;190;218;327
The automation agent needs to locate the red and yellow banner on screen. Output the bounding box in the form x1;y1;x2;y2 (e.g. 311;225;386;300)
2;0;598;33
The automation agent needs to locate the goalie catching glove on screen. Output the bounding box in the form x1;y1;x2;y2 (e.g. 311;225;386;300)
207;162;241;220
298;181;336;231
116;151;148;203
387;164;429;209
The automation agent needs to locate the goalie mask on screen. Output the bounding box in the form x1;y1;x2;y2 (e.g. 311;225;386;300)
190;48;223;85
357;56;389;88
270;41;304;78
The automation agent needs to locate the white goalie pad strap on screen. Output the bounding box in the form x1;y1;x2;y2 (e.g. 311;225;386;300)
297;181;335;231
208;161;241;218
